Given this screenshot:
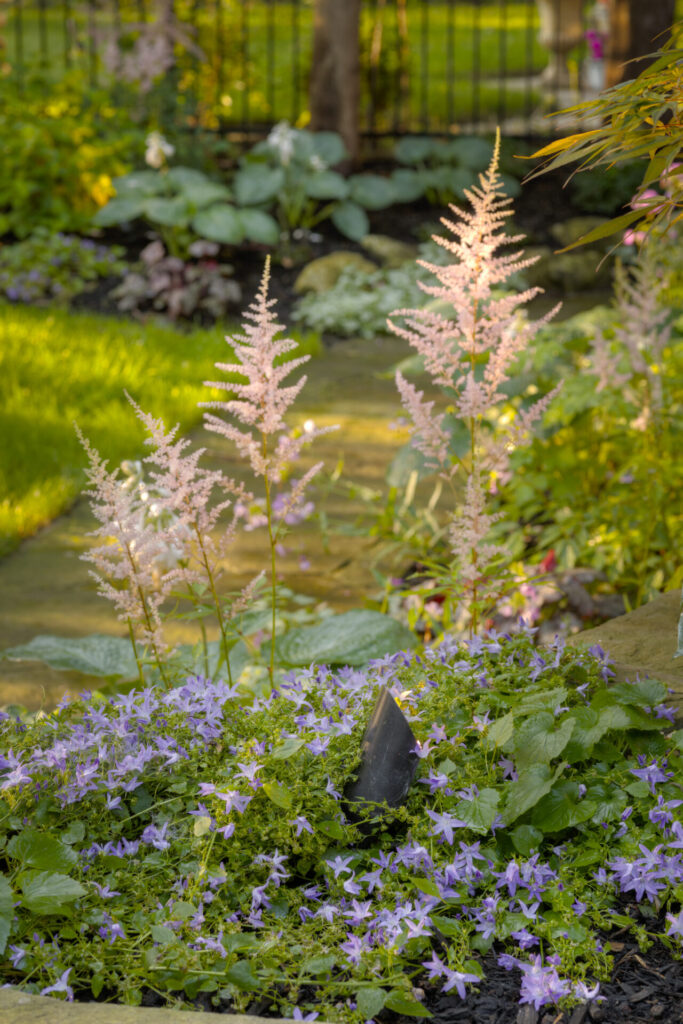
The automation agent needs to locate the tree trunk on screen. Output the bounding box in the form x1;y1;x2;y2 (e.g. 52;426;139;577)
606;0;676;85
309;0;361;165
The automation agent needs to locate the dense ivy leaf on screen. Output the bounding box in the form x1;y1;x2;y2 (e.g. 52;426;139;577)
483;712;514;750
0;634;138;679
502;763;565;825
192;204;244;245
411;877;441;898
192;816;212;838
304;170;349;200
454;788;499;834
531;781;597;833
510;824;544;857
0;875;13;955
384;990;432;1017
670;729;683;750
7;829;77;872
150;924;177;945
234;164;285;206
431;915;462;936
223;933;262;954
92;195;147;227
224;959;260;990
349;174;397;210
263;781;292;810
272;610;416;668
237;208;280;245
513;713;575;769
19;871;86;915
61;821;85;845
331;200;369;241
356;988;387;1019
514;687;568;716
317;819;346;841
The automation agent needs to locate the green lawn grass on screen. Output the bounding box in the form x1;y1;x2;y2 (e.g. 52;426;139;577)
0;303;320;557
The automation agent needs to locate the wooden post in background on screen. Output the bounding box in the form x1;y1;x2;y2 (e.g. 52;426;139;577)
606;0;676;86
309;0;362;166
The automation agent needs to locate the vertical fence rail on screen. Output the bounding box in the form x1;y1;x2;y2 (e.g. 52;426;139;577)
1;0;614;139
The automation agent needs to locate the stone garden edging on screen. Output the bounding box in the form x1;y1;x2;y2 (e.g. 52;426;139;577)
0;987;297;1023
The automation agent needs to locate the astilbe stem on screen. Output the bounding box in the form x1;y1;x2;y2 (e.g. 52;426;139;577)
201;257;336;683
388;130;561;635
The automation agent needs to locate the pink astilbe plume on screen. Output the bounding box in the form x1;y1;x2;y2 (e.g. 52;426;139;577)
388;131;561;629
202;257;333;482
75;426;174;675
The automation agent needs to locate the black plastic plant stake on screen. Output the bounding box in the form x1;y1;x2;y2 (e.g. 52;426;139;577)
344;687;419;827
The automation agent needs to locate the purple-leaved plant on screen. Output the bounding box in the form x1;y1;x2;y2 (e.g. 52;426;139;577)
388;131;560;634
201;257;336;680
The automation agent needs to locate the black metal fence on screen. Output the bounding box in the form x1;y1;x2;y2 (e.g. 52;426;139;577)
1;0;602;137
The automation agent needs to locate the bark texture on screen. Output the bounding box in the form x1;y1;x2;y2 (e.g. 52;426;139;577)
309;0;362;164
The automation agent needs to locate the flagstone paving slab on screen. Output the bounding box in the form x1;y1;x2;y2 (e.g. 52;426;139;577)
0;987;292;1024
566;588;683;718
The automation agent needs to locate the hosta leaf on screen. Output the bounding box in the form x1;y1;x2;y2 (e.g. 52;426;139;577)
311;131;348;166
304;170;349;200
192;204;244;245
530;781;597;833
7;829;77;872
237;207;280;245
263;781;292;810
390;168;426;203
234;164;285;206
92;195;146;227
180;180;232;209
446;135;493;170
272;610;416;667
0;876;14;955
502;763;565;825
166;166;213;191
112;170;166;196
513;713;575;769
394;136;435;165
331;200;369;241
349;174;396;210
453;788;499;834
143;196;191;228
0;634;138;679
19;871;86;915
357;988;388;1018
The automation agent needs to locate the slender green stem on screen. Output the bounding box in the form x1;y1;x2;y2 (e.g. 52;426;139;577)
127;619;145;688
193;525;233;686
264;470;278;686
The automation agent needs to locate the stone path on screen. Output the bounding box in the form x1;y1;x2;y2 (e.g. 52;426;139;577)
0;334;422;709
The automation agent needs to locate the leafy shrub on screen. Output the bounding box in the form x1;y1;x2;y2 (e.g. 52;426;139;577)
110;238;241;320
0;230;125;305
0;633;681;1017
0;74;144;237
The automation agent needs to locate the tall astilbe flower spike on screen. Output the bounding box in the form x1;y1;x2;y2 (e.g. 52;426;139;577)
388;130;561;632
75;425;173;684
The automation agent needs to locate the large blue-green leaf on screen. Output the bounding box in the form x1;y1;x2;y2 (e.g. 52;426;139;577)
445;135;493;170
112;170;166;197
92;195;146;227
349;174;397;210
143;196;191;228
394;136;435;165
234;164;285;206
304;170;349;201
180;180;232;209
237;207;280;245
390;168;426;203
1;634;138;679
311;131;349;166
192;204;245;245
166;166;212;191
272;610;416;667
19;871;86;915
331;200;369;241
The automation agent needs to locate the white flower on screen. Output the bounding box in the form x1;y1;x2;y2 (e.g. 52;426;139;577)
145;131;175;169
266;121;297;166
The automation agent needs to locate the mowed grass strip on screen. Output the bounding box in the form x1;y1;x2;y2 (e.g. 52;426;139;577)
0;302;319;556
